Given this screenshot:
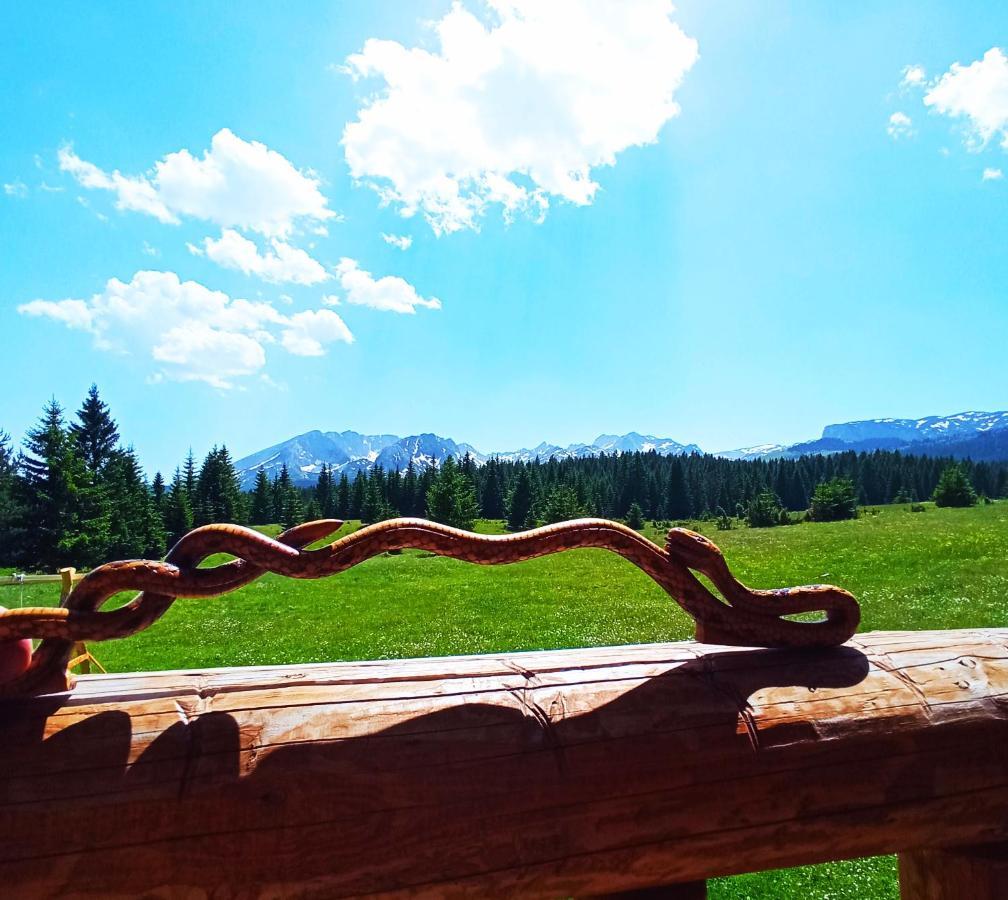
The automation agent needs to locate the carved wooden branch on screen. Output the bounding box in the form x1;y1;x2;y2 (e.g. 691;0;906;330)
0;518;860;695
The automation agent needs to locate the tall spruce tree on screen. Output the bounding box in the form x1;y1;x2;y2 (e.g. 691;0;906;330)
349;471;366;519
0;430;26;559
103;448;166;559
163;468;193;547
480;461;505;519
250;468;273;524
193;446;245;525
335;472;351;518
506;467;535;531
70;384;120;474
426;456;479;530
314;464;335;517
18;399;110;568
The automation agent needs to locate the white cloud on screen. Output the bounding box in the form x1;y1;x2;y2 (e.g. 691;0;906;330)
59;128;336;237
3;180;28;198
381;232;413;250
983;166;1004;180
901;64;926;88
281;309;354;356
342;0;698;234
18;270;353;389
197;228;330;285
924;48;1008;149
335;258;440;314
142;241;160;257
887;111;913;139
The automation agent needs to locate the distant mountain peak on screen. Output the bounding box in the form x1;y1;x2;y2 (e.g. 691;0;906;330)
233;409;1008;488
234;429;702;487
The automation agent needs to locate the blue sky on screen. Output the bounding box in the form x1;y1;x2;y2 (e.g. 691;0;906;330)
2;1;1007;475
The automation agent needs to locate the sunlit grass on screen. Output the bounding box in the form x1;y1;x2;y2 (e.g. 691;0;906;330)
6;501;1007;899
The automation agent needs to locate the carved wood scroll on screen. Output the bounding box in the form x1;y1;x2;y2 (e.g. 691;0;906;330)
0;517;860;696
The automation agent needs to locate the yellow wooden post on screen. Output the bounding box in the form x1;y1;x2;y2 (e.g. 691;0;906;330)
59;567;90;676
58;567;75;602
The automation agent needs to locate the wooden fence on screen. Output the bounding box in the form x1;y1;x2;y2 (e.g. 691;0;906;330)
0;628;1006;897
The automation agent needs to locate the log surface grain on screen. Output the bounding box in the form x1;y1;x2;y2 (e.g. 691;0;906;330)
1;628;1007;898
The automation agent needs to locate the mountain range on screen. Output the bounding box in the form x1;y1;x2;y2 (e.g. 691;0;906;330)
234;411;1008;488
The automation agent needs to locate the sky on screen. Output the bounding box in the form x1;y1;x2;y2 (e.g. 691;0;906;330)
2;1;1008;475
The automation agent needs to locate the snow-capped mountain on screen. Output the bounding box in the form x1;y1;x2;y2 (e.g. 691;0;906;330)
592;433;703;455
716;443;788;461
717;411;1008;462
235;430;700;487
234;411;1008;488
822;411;1008;444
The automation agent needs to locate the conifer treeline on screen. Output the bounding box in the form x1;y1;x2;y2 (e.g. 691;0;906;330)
3;386;1007;570
293;446;1008;528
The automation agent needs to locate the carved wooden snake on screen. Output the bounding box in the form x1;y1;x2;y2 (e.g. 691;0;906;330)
0;518;860;696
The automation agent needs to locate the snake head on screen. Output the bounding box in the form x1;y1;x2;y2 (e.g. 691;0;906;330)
666;527;724;566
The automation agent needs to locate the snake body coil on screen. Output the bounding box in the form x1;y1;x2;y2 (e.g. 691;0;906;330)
0;517;860;696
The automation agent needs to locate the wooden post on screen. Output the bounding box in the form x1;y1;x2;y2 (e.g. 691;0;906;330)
57;567;76;602
57;567;90;676
0;629;1007;897
899;843;1008;899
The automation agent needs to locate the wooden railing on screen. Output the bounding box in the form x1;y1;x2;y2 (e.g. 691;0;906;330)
0;521;1005;896
1;630;1006;896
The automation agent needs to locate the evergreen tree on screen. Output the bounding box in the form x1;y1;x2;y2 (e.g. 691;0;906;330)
271;464;300;526
539;484;589;524
18;399;110;568
744;489;788;528
163;468;194;547
0;430;26;559
402;460;419;517
426;456;479;530
303;497;322;522
506;467;535;531
250;468;273;524
314;464;335;517
281;488;304;528
350;471;366;519
480;462;505;519
183;449;197;499
335;472;351;518
103;448;166;559
932;464;978;508
70;384;120;473
361;475;392;524
193;445;245;525
808;477;859;522
665;458;692;519
151;471;166;510
626;501;645;531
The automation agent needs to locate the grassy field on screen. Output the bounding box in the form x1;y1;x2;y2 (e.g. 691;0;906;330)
4;501;1008;898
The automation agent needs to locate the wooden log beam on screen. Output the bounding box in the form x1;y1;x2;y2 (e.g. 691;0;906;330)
899;842;1008;899
1;628;1007;898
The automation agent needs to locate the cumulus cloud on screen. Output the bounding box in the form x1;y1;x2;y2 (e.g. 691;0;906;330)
280;309;354;356
335;258;440;314
924;48;1008;149
18;270;352;388
3;180;28;198
983;166;1004;180
342;0;698;234
195;229;330;285
887;111;914;139
59;128;335;237
381;232;413;250
901;64;926;88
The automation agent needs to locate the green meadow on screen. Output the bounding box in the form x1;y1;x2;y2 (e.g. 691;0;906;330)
5;501;1008;899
